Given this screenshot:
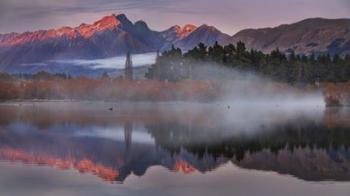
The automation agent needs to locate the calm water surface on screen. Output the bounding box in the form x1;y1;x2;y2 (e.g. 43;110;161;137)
0;101;350;196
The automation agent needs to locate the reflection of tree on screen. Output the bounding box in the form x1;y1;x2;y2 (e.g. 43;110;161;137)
2;118;350;183
145;120;350;181
124;122;133;152
2;104;350;182
146;121;350;162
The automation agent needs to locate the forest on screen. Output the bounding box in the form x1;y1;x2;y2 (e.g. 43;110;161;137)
0;41;350;103
146;42;350;84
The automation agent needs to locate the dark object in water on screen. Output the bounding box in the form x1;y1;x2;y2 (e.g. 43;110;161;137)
227;105;230;109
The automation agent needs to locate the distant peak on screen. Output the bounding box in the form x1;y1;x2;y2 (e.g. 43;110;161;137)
173;24;197;30
75;14;125;38
135;20;148;27
198;24;215;29
182;24;197;31
172;24;197;38
93;14;133;28
115;14;129;23
94;15;120;28
196;24;223;33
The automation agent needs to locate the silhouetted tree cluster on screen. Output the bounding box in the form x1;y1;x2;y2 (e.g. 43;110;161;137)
146;121;350;162
146;42;350;84
0;71;71;81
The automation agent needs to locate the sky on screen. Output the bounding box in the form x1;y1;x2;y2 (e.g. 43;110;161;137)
0;0;350;35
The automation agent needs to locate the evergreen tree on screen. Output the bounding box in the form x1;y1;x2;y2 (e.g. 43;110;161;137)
145;41;350;84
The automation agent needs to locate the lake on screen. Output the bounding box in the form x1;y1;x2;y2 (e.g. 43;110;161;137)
0;101;349;196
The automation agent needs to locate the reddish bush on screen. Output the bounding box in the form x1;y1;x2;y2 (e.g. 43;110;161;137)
0;78;221;102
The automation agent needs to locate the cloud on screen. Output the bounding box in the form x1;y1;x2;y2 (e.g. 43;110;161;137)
0;0;175;33
0;0;349;34
0;0;174;17
53;53;157;70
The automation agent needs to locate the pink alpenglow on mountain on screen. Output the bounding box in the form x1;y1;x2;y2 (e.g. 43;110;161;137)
0;14;349;66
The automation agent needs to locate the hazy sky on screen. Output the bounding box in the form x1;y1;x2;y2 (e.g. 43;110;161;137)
0;0;350;35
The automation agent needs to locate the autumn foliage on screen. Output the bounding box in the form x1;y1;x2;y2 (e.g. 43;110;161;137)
0;76;220;102
323;82;350;106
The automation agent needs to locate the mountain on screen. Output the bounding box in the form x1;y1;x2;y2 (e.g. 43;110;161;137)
1;15;350;69
0;14;230;66
160;24;198;43
159;24;197;50
0;14;165;65
160;24;230;51
172;25;231;51
230;18;350;56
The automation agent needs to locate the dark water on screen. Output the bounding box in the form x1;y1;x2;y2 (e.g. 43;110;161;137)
0;101;350;196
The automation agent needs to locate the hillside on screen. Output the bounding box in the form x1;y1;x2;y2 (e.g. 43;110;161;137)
0;14;229;66
230;18;350;56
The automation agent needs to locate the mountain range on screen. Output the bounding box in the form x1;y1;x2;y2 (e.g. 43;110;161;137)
0;14;349;68
231;18;350;56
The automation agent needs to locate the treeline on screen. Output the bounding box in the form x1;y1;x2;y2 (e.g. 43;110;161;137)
0;71;71;81
146;42;350;84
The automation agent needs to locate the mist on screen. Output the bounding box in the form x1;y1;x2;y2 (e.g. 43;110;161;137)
2;52;326;110
52;52;157;69
156;58;325;108
0;100;327;145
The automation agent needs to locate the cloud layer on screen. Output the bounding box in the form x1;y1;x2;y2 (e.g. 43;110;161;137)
0;0;349;34
53;52;157;69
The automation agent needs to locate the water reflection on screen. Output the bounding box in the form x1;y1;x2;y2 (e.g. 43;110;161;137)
0;102;349;183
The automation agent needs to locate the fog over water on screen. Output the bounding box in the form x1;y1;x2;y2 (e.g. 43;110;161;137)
0;101;349;196
0;51;336;196
0;100;326;140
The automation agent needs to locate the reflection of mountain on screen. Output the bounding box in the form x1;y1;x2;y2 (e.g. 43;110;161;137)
1;103;350;182
0;122;225;182
0;147;119;181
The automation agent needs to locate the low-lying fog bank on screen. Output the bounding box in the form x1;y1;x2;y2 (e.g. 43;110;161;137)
3;53;157;78
0;55;326;107
0;99;326;136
